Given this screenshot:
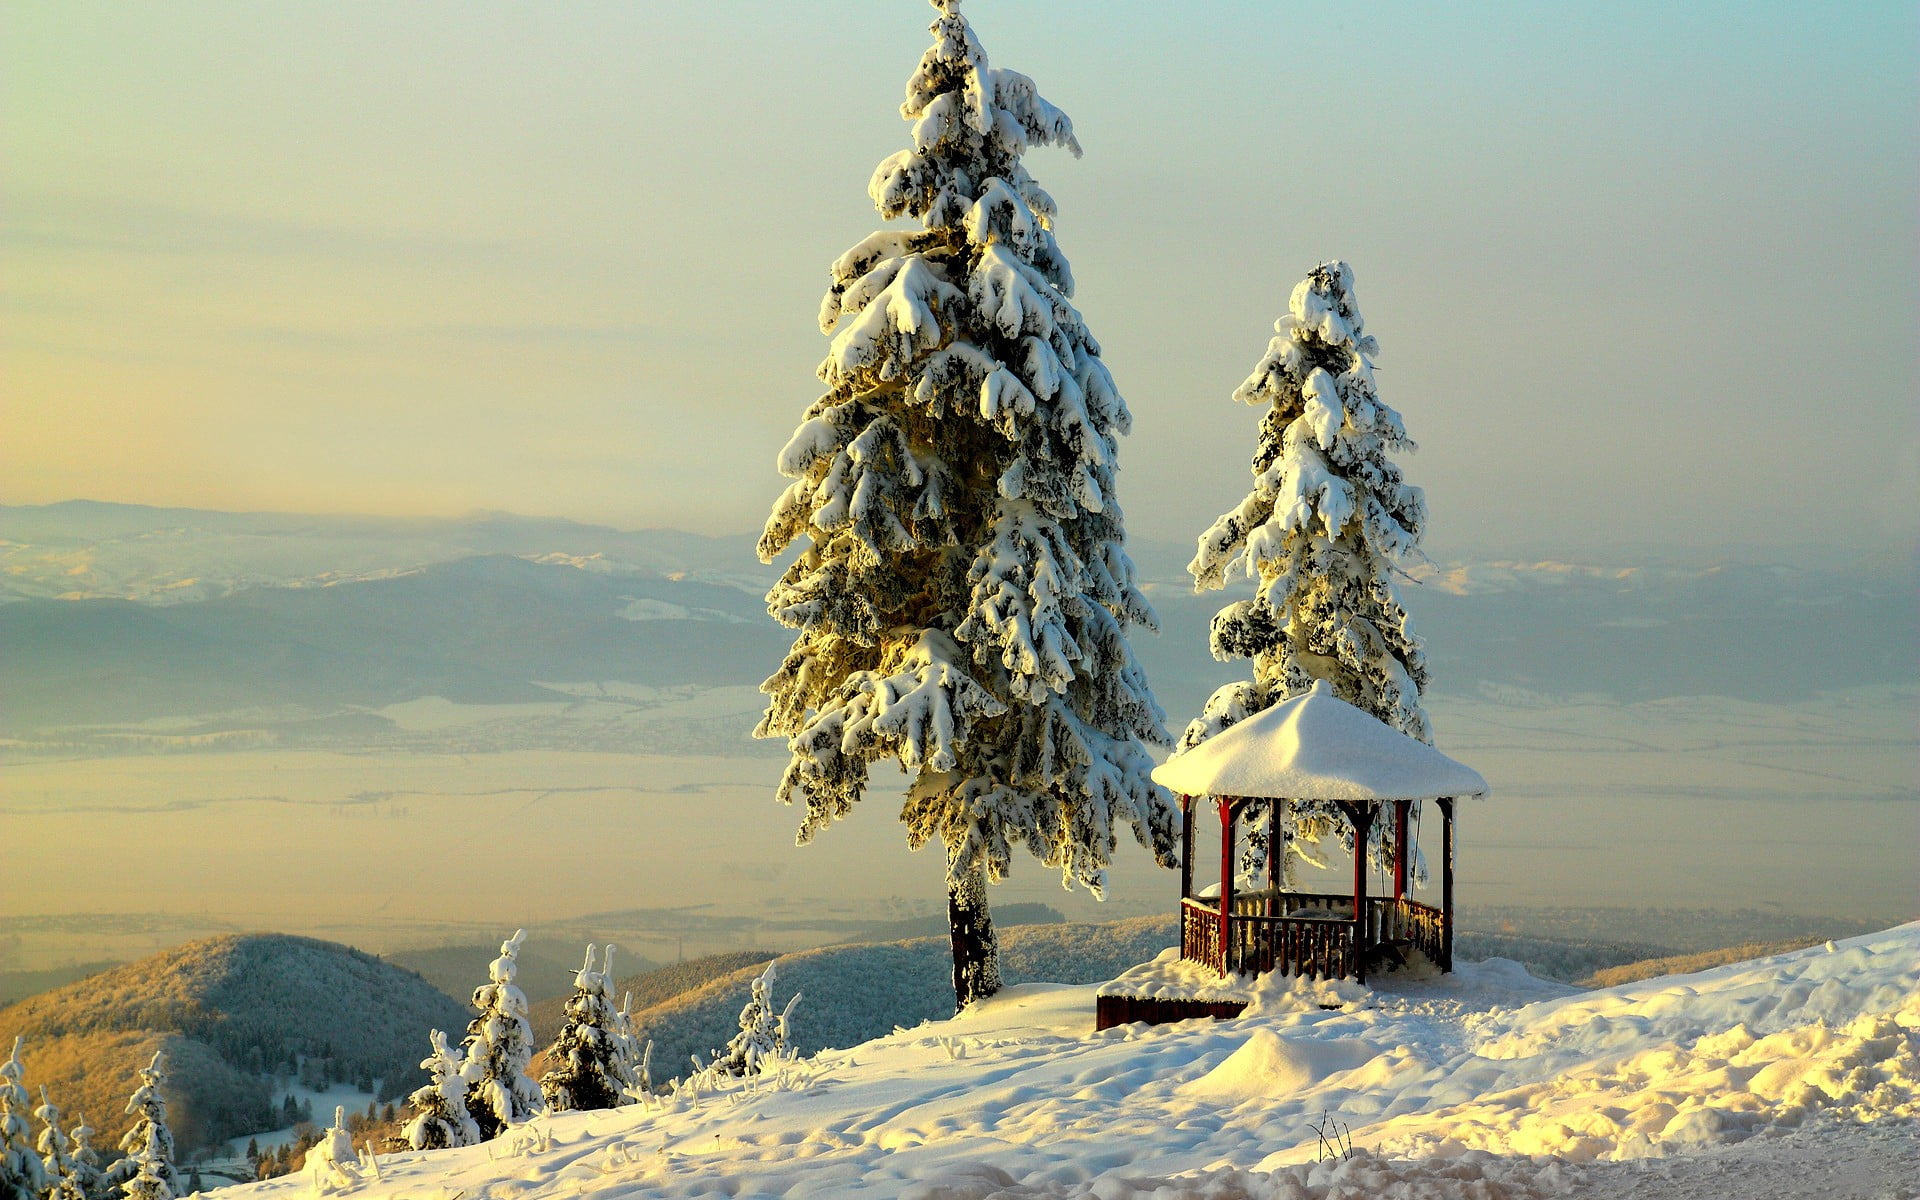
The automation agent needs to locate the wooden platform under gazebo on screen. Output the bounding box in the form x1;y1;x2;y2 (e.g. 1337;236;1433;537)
1096;681;1488;1030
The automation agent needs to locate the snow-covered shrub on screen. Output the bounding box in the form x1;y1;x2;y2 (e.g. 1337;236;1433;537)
613;993;649;1099
401;1031;478;1151
756;0;1175;1012
302;1107;359;1196
539;945;639;1113
1185;261;1432;878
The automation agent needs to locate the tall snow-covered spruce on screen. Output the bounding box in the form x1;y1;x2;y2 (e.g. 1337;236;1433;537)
458;930;545;1139
1185;262;1430;877
109;1054;174;1199
757;0;1175;1010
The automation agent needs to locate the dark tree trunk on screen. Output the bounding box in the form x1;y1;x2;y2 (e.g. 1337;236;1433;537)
947;860;1002;1012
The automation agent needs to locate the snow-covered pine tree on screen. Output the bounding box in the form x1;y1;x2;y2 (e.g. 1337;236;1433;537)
0;1039;43;1200
756;0;1176;1012
458;930;544;1139
36;1090;85;1200
1186;261;1430;878
712;962;800;1080
401;1031;478;1151
116;1143;169;1200
539;945;637;1112
64;1115;104;1200
110;1054;174;1197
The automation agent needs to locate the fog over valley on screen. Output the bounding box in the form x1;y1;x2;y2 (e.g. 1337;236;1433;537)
3;502;1911;983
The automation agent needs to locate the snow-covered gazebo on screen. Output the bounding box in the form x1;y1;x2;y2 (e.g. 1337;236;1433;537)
1152;680;1487;985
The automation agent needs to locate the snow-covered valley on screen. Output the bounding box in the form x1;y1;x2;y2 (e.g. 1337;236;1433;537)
223;927;1920;1199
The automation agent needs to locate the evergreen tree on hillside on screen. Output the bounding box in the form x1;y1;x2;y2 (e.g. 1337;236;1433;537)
108;1054;174;1197
403;1030;479;1151
539;945;637;1113
756;0;1176;1012
1185;261;1431;878
35;1090;86;1200
0;1039;44;1200
712;962;800;1080
458;931;544;1138
64;1115;103;1200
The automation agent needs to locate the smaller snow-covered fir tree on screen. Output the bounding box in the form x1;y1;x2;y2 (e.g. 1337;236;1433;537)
539;945;638;1113
402;1031;479;1151
1185;260;1431;880
36;1090;86;1200
458;930;545;1139
0;1039;44;1200
712;962;801;1080
109;1054;174;1197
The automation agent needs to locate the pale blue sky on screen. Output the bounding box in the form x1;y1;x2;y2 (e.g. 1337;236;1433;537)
4;0;1915;556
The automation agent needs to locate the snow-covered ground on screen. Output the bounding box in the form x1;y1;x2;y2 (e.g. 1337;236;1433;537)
243;1082;380;1155
226;925;1918;1199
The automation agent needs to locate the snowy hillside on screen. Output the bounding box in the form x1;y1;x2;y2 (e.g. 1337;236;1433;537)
0;935;465;1153
561;918;1180;1089
224;926;1917;1199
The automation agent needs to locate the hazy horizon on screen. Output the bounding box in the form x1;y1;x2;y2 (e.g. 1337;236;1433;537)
5;495;1914;572
6;1;1917;556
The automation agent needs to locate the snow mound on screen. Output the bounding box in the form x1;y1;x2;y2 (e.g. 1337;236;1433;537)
1180;1029;1384;1101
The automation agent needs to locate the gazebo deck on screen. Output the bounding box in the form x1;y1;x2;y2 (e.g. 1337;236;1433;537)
1139;681;1485;995
1178;890;1449;979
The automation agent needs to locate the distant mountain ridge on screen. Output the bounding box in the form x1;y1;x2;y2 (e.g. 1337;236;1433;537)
2;502;1912;743
0;934;467;1155
0;500;766;604
0;552;791;732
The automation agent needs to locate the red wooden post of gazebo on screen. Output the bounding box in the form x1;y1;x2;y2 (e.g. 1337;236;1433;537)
1095;682;1487;1029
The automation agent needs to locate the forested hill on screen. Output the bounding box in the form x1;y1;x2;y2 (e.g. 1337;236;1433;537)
0;934;466;1154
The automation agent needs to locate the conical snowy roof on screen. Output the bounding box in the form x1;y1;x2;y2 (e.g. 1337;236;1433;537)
1153;681;1488;802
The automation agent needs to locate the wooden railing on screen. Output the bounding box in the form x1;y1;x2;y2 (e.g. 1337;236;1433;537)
1180;899;1223;971
1181;892;1448;979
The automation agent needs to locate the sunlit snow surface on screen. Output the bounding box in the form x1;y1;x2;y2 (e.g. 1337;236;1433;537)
224;926;1918;1199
